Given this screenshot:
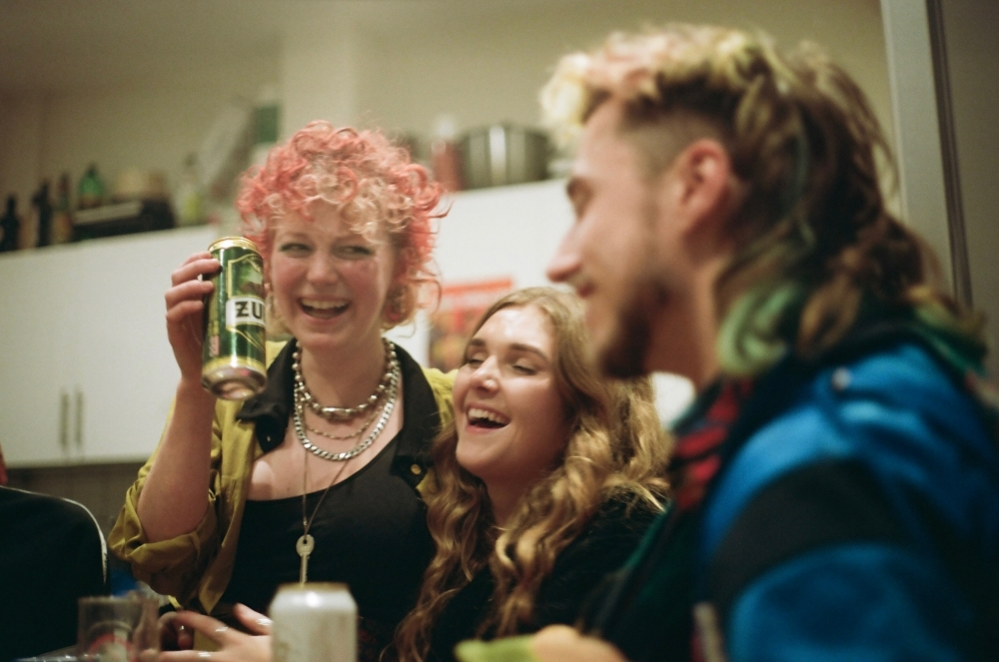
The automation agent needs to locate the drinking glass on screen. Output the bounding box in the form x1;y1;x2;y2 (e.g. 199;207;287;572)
77;594;159;662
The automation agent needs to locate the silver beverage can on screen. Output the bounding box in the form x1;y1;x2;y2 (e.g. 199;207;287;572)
270;583;357;662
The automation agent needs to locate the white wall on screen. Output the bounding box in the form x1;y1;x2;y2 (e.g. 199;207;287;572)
0;56;278;215
0;0;892;214
385;179;696;424
386;179;575;356
356;0;893;146
0;93;44;215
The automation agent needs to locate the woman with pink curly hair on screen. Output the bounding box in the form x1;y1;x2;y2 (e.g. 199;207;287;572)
110;121;454;662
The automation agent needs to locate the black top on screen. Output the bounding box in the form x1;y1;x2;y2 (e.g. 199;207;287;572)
220;436;434;624
237;340;439;491
0;486;109;662
427;495;662;662
223;341;440;656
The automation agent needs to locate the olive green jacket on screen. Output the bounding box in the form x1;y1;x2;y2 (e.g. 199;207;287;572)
108;340;454;614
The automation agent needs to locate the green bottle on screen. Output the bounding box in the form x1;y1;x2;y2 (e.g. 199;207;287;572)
78;163;105;210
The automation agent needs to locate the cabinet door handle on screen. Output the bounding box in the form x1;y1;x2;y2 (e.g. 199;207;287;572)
59;390;70;452
75;389;84;450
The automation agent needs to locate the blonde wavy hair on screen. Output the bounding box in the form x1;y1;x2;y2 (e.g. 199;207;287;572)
394;287;671;661
541;24;986;376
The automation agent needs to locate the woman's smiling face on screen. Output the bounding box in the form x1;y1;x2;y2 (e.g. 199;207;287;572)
266;205;397;353
454;304;569;495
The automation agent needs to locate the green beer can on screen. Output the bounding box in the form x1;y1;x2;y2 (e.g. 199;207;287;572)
202;236;267;400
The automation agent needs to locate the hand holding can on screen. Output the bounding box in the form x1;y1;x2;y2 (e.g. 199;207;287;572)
165;252;220;384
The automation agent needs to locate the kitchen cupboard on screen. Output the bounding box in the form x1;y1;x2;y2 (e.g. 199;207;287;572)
0;225;218;467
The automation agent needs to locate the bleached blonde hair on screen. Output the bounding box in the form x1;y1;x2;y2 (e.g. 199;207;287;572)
541;24;986;376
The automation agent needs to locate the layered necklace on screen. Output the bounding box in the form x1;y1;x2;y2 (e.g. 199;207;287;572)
292;338;401;583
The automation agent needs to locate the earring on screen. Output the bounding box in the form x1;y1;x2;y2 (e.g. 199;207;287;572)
265;292;292;339
385;285;407;323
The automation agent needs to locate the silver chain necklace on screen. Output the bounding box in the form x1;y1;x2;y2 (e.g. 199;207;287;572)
292;360;399;462
305;408;377;440
293;339;398;421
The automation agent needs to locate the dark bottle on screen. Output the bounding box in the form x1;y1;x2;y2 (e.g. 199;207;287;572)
52;173;74;244
0;195;21;252
32;180;54;248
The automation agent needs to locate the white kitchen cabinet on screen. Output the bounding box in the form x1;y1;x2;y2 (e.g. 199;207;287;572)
0;225;218;467
0;247;71;464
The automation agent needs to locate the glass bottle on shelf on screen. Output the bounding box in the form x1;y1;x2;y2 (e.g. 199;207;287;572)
78;163;105;210
31;179;54;247
174;153;207;227
0;195;20;252
52;172;74;244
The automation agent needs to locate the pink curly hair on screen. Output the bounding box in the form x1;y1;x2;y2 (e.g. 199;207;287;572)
236;120;445;327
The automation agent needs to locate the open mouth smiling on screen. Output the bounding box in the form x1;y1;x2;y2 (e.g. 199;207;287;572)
301;297;350;320
467;407;510;429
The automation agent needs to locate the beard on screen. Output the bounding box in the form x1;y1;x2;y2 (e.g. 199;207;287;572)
594;190;668;379
594;274;666;379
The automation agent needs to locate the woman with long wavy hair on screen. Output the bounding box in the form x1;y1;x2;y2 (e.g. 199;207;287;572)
395;286;671;662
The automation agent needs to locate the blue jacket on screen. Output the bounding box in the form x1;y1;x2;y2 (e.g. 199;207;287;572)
584;327;999;661
701;339;999;661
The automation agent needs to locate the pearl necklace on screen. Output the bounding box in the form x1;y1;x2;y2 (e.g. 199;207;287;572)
292;339;398;421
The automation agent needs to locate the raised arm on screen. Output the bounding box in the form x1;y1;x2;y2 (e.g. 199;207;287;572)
136;252;220;541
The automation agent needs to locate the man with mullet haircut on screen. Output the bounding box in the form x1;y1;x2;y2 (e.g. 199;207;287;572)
511;23;999;662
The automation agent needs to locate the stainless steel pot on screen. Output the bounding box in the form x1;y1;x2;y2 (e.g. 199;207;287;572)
458;124;550;189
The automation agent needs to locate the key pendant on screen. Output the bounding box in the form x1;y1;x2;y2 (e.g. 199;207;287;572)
296;534;315;584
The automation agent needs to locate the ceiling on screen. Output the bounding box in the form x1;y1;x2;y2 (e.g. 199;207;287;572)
0;0;597;92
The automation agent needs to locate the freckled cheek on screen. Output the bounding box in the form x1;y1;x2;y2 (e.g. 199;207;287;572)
340;260;390;295
268;270;299;304
269;260;306;287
